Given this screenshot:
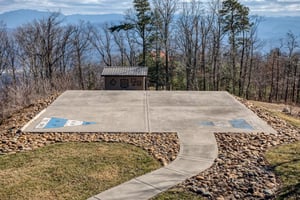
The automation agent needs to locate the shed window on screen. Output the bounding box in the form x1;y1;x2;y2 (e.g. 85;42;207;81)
110;79;117;86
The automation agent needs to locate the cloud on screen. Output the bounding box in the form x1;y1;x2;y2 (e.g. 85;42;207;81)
0;0;299;16
0;0;133;15
240;0;300;16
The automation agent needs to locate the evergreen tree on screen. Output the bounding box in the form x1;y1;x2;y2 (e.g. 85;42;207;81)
110;0;152;66
220;0;250;95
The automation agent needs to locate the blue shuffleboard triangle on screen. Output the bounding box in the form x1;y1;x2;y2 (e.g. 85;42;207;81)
39;117;96;129
82;121;96;125
44;117;68;129
199;121;215;127
229;119;254;130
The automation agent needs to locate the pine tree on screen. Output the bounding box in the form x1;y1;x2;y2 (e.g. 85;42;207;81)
220;0;250;95
110;0;152;66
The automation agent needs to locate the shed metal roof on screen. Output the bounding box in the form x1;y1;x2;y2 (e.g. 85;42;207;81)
101;67;148;76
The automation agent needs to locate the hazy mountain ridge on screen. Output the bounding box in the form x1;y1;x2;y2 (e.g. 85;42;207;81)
258;16;300;45
0;9;299;49
0;9;123;28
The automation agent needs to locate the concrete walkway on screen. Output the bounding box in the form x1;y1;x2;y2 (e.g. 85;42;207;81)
22;91;276;200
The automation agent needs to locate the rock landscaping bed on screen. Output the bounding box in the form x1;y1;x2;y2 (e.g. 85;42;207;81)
1;93;299;199
0;132;179;166
171;99;299;200
0;94;179;166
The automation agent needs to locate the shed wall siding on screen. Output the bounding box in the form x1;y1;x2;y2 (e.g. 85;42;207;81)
104;76;146;90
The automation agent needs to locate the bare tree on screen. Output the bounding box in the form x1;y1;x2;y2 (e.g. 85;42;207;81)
58;25;75;75
268;48;281;102
70;21;92;89
111;28;140;67
0;22;9;78
208;0;224;91
175;0;203;90
152;0;177;90
284;31;299;102
112;30;127;66
15;13;65;87
6;35;18;86
199;7;214;91
238;16;262;97
36;13;64;82
90;24;113;66
15;22;41;85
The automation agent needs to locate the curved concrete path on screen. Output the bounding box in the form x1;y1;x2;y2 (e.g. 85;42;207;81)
22;91;276;200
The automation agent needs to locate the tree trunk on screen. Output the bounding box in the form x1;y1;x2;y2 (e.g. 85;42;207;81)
165;48;170;90
269;54;275;102
275;57;280;101
77;49;84;90
292;63;298;102
238;31;246;96
296;73;300;104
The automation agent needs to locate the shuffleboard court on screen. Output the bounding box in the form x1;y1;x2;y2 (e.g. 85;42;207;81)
23;90;275;134
21;91;276;200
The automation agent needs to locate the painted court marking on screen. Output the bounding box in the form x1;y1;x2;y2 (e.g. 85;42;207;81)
35;117;96;129
199;119;254;130
229;119;254;130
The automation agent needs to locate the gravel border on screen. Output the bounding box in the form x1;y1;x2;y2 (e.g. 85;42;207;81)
1;132;179;166
172;98;299;200
1;93;299;199
0;94;179;166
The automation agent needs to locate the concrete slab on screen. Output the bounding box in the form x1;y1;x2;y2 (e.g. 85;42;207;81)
23;90;275;134
179;143;217;160
22;90;276;200
165;156;215;176
89;179;161;200
24;91;149;132
135;168;190;191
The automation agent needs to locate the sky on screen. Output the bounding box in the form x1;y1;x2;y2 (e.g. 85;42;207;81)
0;0;299;16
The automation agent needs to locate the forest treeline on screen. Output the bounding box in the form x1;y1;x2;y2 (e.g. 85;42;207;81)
0;0;299;120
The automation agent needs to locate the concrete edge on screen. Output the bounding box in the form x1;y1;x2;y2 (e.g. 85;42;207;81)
21;109;46;132
224;92;277;134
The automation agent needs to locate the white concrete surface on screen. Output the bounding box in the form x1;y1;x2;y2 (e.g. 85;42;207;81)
22;90;276;200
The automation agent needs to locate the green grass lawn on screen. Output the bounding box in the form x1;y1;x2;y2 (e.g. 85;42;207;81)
0;142;161;200
151;188;203;200
266;141;300;200
271;111;300;128
253;101;300;199
249;100;300;129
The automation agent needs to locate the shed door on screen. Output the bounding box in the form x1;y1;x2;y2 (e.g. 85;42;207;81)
120;79;129;89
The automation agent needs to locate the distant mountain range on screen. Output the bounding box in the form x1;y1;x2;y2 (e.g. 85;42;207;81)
0;9;300;51
0;9;123;28
258;16;300;48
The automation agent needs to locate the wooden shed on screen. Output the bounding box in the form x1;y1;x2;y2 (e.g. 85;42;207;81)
101;67;148;90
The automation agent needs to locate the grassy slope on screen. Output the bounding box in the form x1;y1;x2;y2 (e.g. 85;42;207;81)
250;100;300;128
266;142;300;199
251;101;300;199
0;142;161;200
